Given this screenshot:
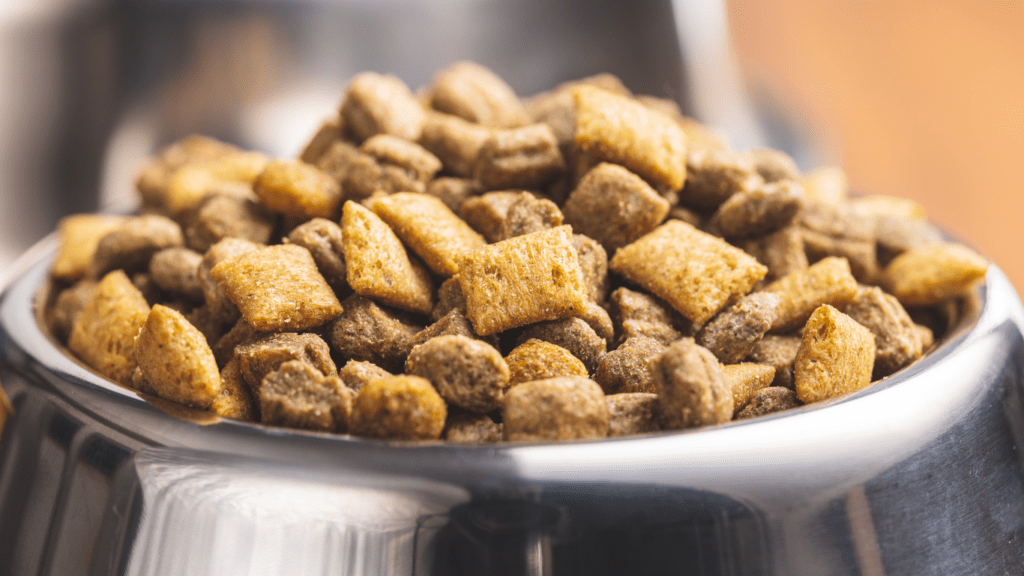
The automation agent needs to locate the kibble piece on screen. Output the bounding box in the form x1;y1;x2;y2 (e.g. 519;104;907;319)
503;376;608;441
696;292;780;364
211;244;343;332
444;413;503;443
343;141;439;201
340;72;425;142
746;334;801;389
874;214;944;266
52;215;127;282
342;201;434;314
577;301;614;342
707;181;805;239
286;218;348;295
47;279;97;343
573;86;688;190
763;256;858;332
594;336;665;394
315;140;361;183
406;335;510;413
164;151;270;215
299;116;344;164
669;205;705;228
184;304;222;345
498;192;564;240
653;338;732;429
518;317;606;374
372;192;486;276
458;225;589;335
505;339;589;386
134;304;222;408
91;215;184;277
800;166;848;204
475;124;565;190
841;286;923;378
350;375;447;440
742;227;809;284
794;305;876;404
526;73;632;143
329;294;423;372
260;360;353;432
571;234;609;304
608;287;691;347
748;148;800;183
417;112;492;177
149;247;204;300
915;323;936;352
211;358;257;421
722;363;776;416
68;271;151;385
234;332;337;393
800;229;879;284
610;220;767;324
431;277;468;321
338;360;392;393
562;163;671;254
459;190;529;243
410;308;498;350
200;238;261;325
253;159;341;220
135;135;238;209
606;393;661;437
881;243;989;307
428;61;529;128
735;387;800;420
426;177;481;214
185;194;275;253
678;149;761;210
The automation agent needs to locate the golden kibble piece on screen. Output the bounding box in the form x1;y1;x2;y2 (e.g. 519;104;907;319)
518;317;606;373
457;225;589;335
652;338;732;429
428;61;529;128
502;376;609;442
338;360;392;393
350;375;447;440
881;243;989;307
68;270;151;385
722;363;776;416
210;244;343;332
134;304;222;408
212;358;257;421
253;159;341;220
164;151;270;215
763;256;859;332
51;214;127;282
794;305;876;404
610;220;767;325
800;166;848;205
505;339;589;386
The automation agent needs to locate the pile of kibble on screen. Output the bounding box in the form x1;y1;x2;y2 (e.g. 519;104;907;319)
45;61;988;442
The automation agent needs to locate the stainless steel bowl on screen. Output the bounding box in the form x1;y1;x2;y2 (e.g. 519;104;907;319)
2;242;1024;576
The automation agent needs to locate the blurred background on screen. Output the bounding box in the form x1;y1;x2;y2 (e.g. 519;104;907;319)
0;0;1021;291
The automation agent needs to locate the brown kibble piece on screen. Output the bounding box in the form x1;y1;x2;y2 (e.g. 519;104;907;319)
431;277;468;322
610;220;767;324
606;393;661;437
329;294;423;372
746;335;802;389
417;112;492;177
350;375;447;440
842;286;924;378
428;61;529;128
763;256;858;332
299;116;344;164
562;163;670;254
92;215;184;277
340;72;425;142
874;214;944;266
722;363;776;416
594;336;665;394
608;287;691;348
338;360;392;393
498;192;564;240
211;244;343;332
344;134;442;200
801;230;879;284
678;149;761;210
342;201;434;314
200;238;261;325
52;214;127;282
373;192;486;276
47;280;97;343
426;177;481;214
881;243;988;307
406;335;510;413
444;413;503;443
743;227;809;284
748;148;800;183
163;151;270;215
653;338;732;429
459;190;527;243
211;358;257;421
503;376;608;441
475;124;565;190
68;271;150;385
573;86;688;190
794;305;876;404
260;360;353;432
505;339;589;386
149;247;204;300
411;308;498;350
186;194;275;253
518;317;606;373
253;159;341;220
577;301;614;342
211;318;257;367
315;140;361;183
696;292;780;364
571;234;609;304
458;225;589;335
135;304;221;408
707;180;804;239
135;135;238;209
735;387;799;420
234;332;337;394
286;218;348;295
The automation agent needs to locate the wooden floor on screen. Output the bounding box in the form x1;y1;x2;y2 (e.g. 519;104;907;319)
727;1;1024;292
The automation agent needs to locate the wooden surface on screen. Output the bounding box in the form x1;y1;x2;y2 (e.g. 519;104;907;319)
727;1;1024;291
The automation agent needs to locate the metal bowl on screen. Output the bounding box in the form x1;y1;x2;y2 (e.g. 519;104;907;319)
2;241;1023;576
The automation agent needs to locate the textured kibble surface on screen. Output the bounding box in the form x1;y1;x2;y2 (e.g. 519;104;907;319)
594;336;665;394
722;363;776;416
697;292;779;364
606;393;661;437
736;387;800;420
794;305;876;404
52;214;127;282
881;243;988;307
234;332;337;394
349;375;447;440
372;192;485;277
517;317;606;374
841;286;924;378
68;271;151;385
329;294;423;372
763;256;858;332
253;159;341;220
405;335;509;413
503;376;609;442
653;338;732;429
445;413;503;443
505;339;589;386
134;304;222;408
259;361;353;432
